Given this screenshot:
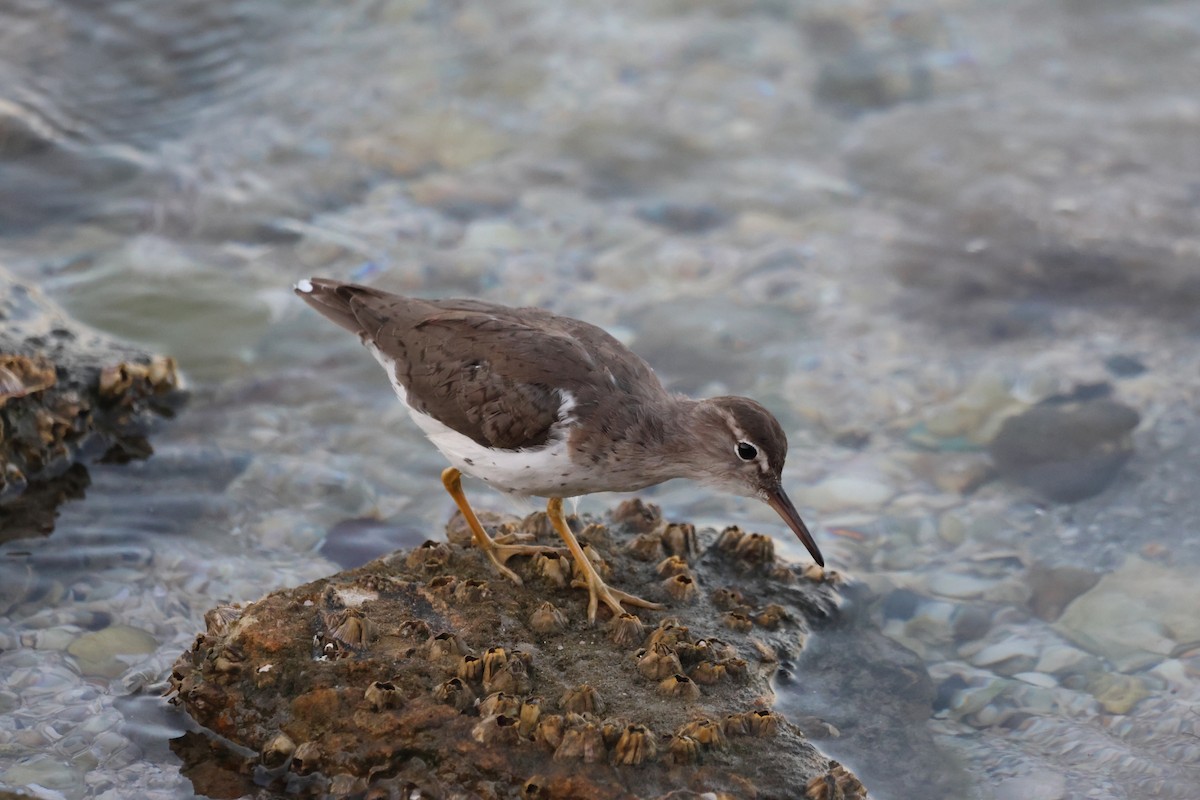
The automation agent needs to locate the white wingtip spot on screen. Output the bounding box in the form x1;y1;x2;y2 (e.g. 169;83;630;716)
295;278;314;293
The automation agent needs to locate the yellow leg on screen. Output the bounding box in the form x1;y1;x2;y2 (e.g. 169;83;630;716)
546;497;665;624
441;467;560;585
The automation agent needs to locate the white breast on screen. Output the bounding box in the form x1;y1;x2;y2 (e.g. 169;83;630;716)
366;344;596;497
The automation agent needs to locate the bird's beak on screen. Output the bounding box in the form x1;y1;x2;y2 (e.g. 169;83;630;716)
765;486;824;566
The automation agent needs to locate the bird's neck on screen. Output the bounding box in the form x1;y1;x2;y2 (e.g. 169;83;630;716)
654;396;718;482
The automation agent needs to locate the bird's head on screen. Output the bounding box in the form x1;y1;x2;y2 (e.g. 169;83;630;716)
689;396;824;566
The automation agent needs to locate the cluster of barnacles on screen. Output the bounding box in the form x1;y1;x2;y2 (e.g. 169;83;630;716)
412;617;783;768
166;603;248;705
804;760;868;800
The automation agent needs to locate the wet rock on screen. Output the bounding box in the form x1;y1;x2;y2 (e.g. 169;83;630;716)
968;638;1038;677
993;770;1068;800
0;266;184;539
634;201;730;234
170;507;858;799
1085;673;1149;715
1055;557;1200;669
67;625;158;679
1028;563;1101;622
1103;354;1146;378
987;397;1139;502
796;475;894;513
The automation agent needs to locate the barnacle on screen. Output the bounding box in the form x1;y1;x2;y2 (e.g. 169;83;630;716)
735;533;775;564
260;731;296;769
658;674;701;701
720;657;749;681
433;677;475;711
668;734;702;764
363;680;400;711
662;573;698;603
715;525;746;552
559;684;604;715
518;698;542;736
534;714;565;749
645;619;689;649
607;613;645;647
636;643;683;680
478;691;522;718
553;722;605;763
655;555;692;578
711;586;748;611
484;657;532;695
458;655;483;682
744;709;781;737
688;661;725;686
406;540;452;570
529;602;568;634
203;605;242;636
578;543;611;579
428;631;468;659
472;713;520;746
322;608;377;648
753;603;789;629
533;552;572;588
453;579;490;603
661;522;697;559
482;646;508;683
722;612;753;633
613;723;656;766
678;717;727;749
291;741;321;775
626;533;665;562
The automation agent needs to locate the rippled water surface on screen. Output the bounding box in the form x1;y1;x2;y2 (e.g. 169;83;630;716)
3;1;1200;798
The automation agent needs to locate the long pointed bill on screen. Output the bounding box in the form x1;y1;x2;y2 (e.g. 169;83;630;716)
765;486;824;567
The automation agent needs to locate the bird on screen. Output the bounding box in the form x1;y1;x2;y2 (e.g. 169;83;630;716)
295;278;823;624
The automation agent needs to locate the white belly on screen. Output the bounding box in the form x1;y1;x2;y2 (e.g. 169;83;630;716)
367;344;596;497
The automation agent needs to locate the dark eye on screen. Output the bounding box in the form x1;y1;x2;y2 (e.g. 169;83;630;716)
736;442;757;461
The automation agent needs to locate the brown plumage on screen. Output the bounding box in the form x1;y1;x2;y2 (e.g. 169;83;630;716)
296;278;823;623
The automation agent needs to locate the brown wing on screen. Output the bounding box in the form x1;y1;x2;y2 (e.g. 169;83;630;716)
297;279;670;450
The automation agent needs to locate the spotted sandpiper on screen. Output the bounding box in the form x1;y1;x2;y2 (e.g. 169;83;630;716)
295;278;823;623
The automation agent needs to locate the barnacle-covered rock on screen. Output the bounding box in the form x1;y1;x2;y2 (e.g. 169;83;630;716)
170;507;866;798
0;267;184;539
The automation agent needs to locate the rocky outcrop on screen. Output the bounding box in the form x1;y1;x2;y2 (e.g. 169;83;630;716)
0;266;184;539
169;500;869;799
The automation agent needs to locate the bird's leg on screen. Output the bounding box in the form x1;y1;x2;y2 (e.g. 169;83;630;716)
546;497;665;624
440;467;561;586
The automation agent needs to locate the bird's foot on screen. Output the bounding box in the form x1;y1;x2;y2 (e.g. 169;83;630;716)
574;571;666;625
493;531;538;546
478;538;565;586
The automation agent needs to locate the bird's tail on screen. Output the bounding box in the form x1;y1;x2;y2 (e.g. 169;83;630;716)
293;277;381;334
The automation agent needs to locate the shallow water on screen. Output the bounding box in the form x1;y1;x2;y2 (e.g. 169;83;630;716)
3;1;1200;798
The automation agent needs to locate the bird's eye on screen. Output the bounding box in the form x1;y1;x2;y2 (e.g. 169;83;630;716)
736;442;757;461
